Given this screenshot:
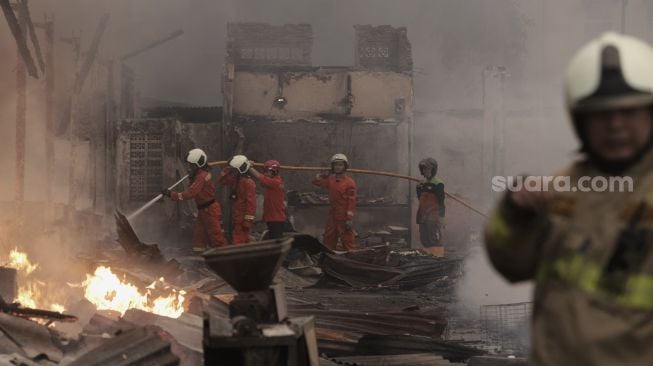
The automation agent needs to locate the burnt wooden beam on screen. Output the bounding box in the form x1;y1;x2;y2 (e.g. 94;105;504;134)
0;0;38;78
20;0;44;73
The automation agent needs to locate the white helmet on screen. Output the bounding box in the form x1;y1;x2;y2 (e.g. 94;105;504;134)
229;155;250;174
186;148;207;167
330;153;348;164
330;153;348;169
565;32;653;115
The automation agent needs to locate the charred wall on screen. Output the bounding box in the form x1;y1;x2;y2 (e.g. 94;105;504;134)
114;117;223;246
232;70;413;119
226;23;313;67
354;25;413;73
225;22;415;238
237;118;410;204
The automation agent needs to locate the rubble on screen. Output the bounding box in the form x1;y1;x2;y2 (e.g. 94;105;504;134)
467;356;528;366
331;353;453;365
0;214;475;365
353;335;485;363
319;247;462;289
66;326;179;366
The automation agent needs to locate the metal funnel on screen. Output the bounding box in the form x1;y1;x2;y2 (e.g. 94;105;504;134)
202;238;293;292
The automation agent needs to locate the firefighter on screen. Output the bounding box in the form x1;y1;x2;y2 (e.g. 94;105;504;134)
485;32;653;365
416;158;445;257
312;153;358;251
218;155;256;244
162;148;226;253
248;160;288;239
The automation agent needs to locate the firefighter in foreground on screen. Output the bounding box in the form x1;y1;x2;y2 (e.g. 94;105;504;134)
163;148;226;252
219;155;257;244
248;160;288;239
485;32;653;365
312;154;358;251
416;158;446;257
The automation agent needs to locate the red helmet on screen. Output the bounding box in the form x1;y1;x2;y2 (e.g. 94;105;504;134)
264;160;281;174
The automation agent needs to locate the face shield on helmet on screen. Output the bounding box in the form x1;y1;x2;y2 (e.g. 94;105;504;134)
565;32;653;120
564;32;653;167
229;155;251;174
186;148;207;168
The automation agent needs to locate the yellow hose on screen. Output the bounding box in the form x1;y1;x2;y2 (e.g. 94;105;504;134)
209;160;487;218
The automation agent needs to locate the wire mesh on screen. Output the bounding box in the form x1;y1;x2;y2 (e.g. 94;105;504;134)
480;301;532;356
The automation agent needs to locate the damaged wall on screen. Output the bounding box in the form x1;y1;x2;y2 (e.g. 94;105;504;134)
232;69;412;119
115;117;226;248
227;23;313;67
115;119;182;212
225;23;415;238
237;119;410;204
354;25;413;73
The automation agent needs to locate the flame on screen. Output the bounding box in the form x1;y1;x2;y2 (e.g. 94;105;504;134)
4;249;65;311
50;303;65;313
82;266;185;318
8;249;38;275
15;282;38;309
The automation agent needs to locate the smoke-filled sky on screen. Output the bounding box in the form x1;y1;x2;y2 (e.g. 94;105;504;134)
2;0;651;211
16;0;650;108
17;0;648;175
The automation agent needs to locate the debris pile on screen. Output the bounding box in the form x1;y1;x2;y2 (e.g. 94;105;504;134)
0;215;486;365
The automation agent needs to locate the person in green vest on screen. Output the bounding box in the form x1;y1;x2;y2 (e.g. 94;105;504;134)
416;158;445;257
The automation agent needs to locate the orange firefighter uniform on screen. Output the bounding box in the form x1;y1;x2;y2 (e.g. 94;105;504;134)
219;168;257;244
171;169;226;250
259;174;287;223
312;174;358;251
416;176;445;256
259;173;287;239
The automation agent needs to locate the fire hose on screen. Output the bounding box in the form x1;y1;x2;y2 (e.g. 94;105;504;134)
126;174;189;220
127;161;487;220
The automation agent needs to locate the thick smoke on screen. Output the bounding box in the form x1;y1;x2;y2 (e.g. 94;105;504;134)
1;0;651;309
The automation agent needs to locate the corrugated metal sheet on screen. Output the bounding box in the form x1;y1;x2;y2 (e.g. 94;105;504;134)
333;353;452;366
353;335;485;363
67;326;179;366
320;251;462;289
0;313;62;362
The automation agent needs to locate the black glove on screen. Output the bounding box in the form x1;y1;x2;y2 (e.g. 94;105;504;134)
161;189;171;197
345;220;354;231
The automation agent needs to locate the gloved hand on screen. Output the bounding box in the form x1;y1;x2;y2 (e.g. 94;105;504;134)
345;220;354;231
161;189;171;197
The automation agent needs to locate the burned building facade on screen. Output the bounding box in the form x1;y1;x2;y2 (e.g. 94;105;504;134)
222;23;415;239
112;23;415;245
